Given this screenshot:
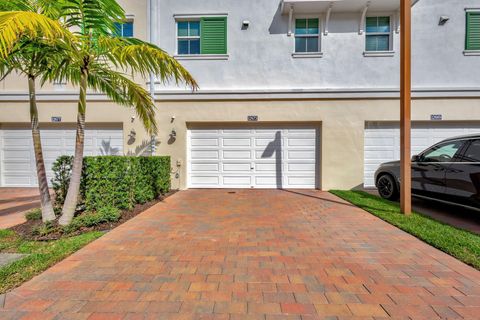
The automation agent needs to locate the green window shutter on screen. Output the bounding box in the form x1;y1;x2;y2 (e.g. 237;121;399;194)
466;12;480;50
201;17;227;54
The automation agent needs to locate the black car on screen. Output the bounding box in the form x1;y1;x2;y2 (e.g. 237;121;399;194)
375;134;480;210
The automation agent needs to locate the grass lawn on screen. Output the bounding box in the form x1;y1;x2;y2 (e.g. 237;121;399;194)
330;190;480;270
0;229;103;294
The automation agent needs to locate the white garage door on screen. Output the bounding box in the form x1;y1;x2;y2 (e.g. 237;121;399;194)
0;125;123;187
188;127;319;189
364;122;480;187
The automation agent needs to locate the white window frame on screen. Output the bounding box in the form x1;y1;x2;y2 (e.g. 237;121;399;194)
292;16;323;58
176;19;201;55
364;15;395;57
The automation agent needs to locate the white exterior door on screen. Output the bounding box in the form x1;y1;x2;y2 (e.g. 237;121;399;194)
188;127;318;189
364;122;480;187
0;125;123;187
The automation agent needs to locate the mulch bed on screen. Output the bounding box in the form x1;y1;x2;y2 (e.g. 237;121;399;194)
9;191;177;241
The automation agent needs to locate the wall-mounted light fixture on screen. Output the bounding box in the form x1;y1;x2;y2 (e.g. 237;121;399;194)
128;129;136;139
242;20;250;30
439;16;449;25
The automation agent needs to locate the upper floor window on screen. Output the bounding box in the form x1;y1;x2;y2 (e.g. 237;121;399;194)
295;18;320;53
178;21;201;54
365;17;391;52
466;11;480;51
114;21;134;38
177;17;227;55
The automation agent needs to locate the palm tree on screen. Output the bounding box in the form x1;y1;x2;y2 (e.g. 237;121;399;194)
0;2;74;222
56;0;197;225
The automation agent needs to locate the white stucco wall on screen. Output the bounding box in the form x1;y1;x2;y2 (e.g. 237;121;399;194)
155;0;480;92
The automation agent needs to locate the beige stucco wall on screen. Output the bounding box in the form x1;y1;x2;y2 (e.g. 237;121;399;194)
2;98;480;190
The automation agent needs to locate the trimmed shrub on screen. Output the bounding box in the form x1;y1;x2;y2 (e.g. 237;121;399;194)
25;208;42;221
63;206;121;234
52;156;170;212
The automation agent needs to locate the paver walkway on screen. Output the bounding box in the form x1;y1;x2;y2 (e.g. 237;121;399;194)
0;188;41;229
1;189;480;319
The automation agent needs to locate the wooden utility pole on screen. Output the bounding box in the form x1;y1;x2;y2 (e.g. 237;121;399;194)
400;0;412;215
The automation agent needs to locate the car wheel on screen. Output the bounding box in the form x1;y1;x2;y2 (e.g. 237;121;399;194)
377;174;399;200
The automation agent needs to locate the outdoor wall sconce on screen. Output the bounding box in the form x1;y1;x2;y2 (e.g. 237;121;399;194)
439;16;449;25
242;20;250;29
128;129;136;139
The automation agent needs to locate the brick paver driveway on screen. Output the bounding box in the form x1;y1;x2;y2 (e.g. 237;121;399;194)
2;189;480;319
0;188;40;229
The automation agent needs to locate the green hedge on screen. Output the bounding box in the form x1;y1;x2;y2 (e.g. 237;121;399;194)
52;156;170;212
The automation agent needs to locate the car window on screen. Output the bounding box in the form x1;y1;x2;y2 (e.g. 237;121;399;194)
421;141;464;163
460;139;480;162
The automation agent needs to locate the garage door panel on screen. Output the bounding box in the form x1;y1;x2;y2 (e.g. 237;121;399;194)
287;163;316;172
223;176;252;186
255;150;277;159
255;138;281;147
222;150;251;160
223;138;251;147
255;163;277;172
287;176;316;187
364;122;480;187
3;160;30;171
191;150;219;160
191;138;218;147
192;163;220;172
287;150;315;160
287;138;315;147
189;127;318;189
223;163;251;172
254;176;279;187
3;175;32;186
3;137;31;147
1;126;123;187
190;176;220;186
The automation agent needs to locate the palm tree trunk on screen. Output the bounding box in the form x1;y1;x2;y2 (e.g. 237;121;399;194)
59;69;87;226
29;76;56;223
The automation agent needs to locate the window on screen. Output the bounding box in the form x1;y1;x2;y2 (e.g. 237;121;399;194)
365;17;391;52
421;141;464;163
466;12;480;51
114;21;134;38
295;18;320;53
460;140;480;162
177;17;227;55
177;21;201;55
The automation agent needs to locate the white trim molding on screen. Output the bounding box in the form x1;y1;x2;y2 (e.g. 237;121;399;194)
174;54;229;60
363;51;395;57
464;50;480;56
173;13;228;19
4;88;480;102
292;52;324;58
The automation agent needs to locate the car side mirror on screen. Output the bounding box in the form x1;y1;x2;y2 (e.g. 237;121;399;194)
411;155;421;162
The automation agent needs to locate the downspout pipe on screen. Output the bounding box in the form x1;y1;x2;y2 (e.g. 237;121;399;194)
148;0;156;100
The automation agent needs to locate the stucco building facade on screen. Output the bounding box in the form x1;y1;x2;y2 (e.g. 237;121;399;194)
1;0;480;190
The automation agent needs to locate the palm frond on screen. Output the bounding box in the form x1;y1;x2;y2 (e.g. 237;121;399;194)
0;11;72;59
60;0;125;36
87;65;158;134
98;36;198;90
